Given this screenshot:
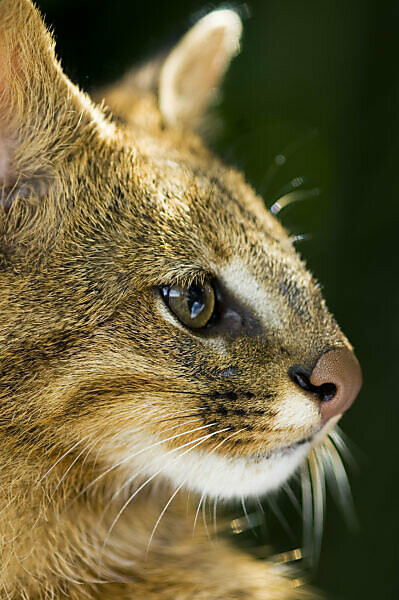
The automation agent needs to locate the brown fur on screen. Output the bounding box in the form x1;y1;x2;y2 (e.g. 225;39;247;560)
0;2;352;598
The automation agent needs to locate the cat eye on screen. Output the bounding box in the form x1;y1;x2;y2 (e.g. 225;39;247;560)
160;280;216;329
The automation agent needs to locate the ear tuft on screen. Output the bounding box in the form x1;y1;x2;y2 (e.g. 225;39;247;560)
159;9;242;129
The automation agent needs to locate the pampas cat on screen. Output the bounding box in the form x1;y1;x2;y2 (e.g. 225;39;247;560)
0;1;361;598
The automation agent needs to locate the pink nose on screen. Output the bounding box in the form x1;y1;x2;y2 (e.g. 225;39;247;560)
289;347;362;423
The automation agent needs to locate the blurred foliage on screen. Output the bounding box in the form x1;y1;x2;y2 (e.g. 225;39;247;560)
35;1;399;598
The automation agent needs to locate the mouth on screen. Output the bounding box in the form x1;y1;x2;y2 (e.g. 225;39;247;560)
112;423;337;502
248;431;317;463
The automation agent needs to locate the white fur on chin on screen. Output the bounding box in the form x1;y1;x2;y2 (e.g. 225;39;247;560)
114;432;313;501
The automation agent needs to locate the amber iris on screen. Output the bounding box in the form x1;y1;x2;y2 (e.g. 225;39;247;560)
161;281;216;329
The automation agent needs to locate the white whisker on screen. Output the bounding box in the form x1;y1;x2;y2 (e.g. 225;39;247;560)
202;496;211;541
213;497;218;535
329;426;357;469
301;460;313;564
255;496;268;538
193;428;246;536
146;481;185;555
255;495;264;514
193;489;206;536
38;435;90;483
261;128;319;194
308;447;326;566
157;407;207;421
241;495;249;522
77;422;218;500
51;442;93;498
322;436;357;527
266;493;293;539
102;427;230;553
158;417;202;434
290;233;312;244
270;188;320;216
198;427;247;535
282;482;301;514
109;423;219;503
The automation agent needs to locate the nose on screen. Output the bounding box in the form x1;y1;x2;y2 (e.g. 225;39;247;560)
289;347;362;423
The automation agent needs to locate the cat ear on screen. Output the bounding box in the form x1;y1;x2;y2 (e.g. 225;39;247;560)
158;9;242;128
0;0;92;208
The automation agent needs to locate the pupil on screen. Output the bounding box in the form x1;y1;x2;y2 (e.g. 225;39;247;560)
187;285;205;319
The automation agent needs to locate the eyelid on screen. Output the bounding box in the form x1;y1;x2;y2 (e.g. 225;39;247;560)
158;269;213;290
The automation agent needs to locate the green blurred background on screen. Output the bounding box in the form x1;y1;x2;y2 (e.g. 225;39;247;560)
35;1;399;598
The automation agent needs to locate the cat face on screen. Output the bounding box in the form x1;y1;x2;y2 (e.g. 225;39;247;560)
84;143;355;500
0;1;361;501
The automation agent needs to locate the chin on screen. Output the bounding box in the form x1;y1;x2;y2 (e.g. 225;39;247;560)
120;434;313;501
163;443;314;500
114;419;339;502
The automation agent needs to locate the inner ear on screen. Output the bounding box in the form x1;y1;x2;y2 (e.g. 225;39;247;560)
159;9;242;129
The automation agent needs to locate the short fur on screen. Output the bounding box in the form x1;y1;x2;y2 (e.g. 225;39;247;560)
0;2;354;598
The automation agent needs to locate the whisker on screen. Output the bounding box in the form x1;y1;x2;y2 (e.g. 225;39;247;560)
158;417;202;434
240;496;259;539
282;482;302;514
207;428;246;454
51;442;94;498
290;233;312;244
146;481;185;555
255;495;265;514
38;435;90;483
193;489;206;536
255;495;268;538
308;447;326;567
157;411;206;424
270;176;307;205
300;460;313;565
102;427;230;553
196;428;247;535
329;426;357;469
241;496;249;522
266;493;294;539
322;436;357;528
261;128;320;194
55;411;201;493
270;188;320;216
149;425;243;549
77;422;218;500
109;423;219;503
99;425;220;517
202;496;211;542
213;497;218;535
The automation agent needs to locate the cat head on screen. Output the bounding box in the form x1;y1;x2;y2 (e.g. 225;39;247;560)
0;1;361;501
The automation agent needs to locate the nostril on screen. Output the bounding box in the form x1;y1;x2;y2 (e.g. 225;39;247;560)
289;366;313;392
289;366;337;402
317;382;337;403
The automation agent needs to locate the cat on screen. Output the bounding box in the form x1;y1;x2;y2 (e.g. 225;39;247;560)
0;1;362;598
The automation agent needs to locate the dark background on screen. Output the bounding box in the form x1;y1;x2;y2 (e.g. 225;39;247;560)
35;1;399;598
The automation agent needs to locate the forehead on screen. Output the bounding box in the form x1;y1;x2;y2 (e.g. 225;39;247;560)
81;137;305;296
123;146;295;265
123;130;286;233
